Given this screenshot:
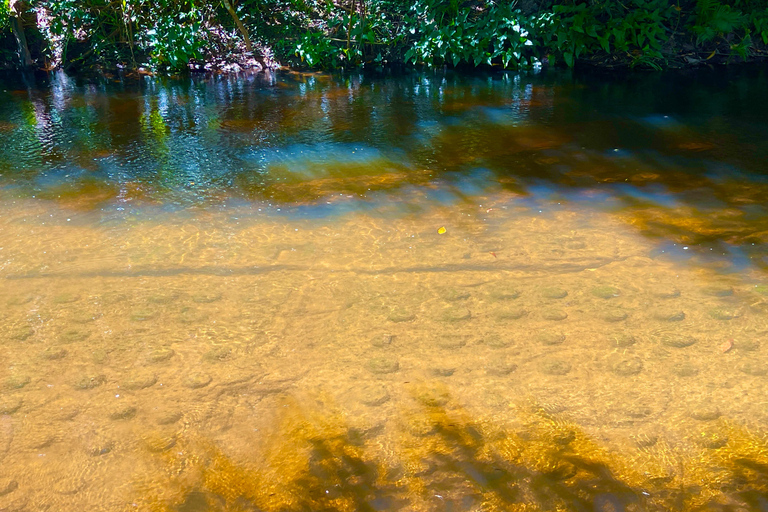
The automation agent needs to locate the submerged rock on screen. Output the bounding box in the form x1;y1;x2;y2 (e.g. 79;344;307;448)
653;310;685;322
541;309;567;321
592;286;621;299
184;372;212;389
612;358;643;376
602;310;628;322
660;334;697;348
537;332;565;346
367;357;400;374
540;359;572;375
541;287;568;299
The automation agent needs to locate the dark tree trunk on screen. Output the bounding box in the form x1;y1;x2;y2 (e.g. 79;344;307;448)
10;11;34;68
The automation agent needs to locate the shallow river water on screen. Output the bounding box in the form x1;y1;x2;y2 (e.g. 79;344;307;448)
1;67;768;511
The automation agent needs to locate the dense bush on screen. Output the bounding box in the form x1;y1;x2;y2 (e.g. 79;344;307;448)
1;0;767;71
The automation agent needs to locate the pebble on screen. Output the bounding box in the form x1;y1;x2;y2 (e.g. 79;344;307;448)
204;346;234;362
439;288;470;301
108;405;138;420
484;335;513;348
0;479;18;497
130;309;158;321
358;384;390;406
735;338;760;351
148;348;175;363
702;285;734;297
651;287;681;299
74;374;106;390
488;286;521;300
609;333;636;347
660;334;697;348
86;438;115;456
740;361;768;376
192;293;222;303
40;347;67;361
184;372;212;389
120;372;158;391
413;385;450;407
3;375;30;390
486;360;518;376
146;293;178;304
371;334;395;347
8;325;33;341
592;286;621;299
53;293;81;304
689;406;721;421
602;310;628;322
709;309;736;321
537;332;565;346
431;365;456;377
60;329;90;343
437;335;467;349
387;308;415;323
694;430;728;449
441;306;471;322
672;361;699;377
367;357;400;374
653;310;685;322
541;287;568;299
495;307;528;320
541;309;567;321
612;358;643;376
0;397;22;415
156;411;183;425
142;431;177;453
540;360;572;375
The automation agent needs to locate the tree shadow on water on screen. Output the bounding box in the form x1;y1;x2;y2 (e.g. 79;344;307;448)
136;391;768;512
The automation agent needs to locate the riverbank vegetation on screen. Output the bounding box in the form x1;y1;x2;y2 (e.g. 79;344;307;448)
1;0;767;72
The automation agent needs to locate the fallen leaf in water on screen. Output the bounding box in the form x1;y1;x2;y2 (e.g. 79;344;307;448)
437;227;446;234
720;339;734;353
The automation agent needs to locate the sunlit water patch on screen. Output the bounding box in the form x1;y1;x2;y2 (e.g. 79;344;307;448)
1;68;768;511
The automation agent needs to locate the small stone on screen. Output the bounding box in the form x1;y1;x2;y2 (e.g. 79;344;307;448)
0;397;22;415
41;347;67;360
540;360;572;376
602;310;628;322
92;349;109;364
413;385;450;407
484;335;513;348
486;360;518;376
130;309;158;322
537;332;565;346
371;334;395;347
60;329;90;343
108;405;137;420
74;374;106;390
120;372;158;391
146;293;178;304
609;333;636;347
86;439;115;456
367;357;400;374
4;375;30;390
178;307;207;324
702;285;734;297
495;307;527;320
740;361;768;376
439;288;470;301
204;346;234;362
709;309;736;321
431;366;456;377
8;295;34;305
358;384;390;406
660;334;697;348
651;287;681;299
192;293;222;303
156;411;183;425
53;293;80;304
184;372;212;389
541;287;568;299
437;335;467;349
592;286;621;299
565;240;587;250
441;306;471;322
735;338;760;351
672;361;699;377
0;479;18;497
148;348;175;363
8;325;33;341
541;309;567;321
488;286;521;300
612;358;643;376
653;310;685;322
690;406;721;421
754;284;768;296
633;433;659;448
694;431;728;449
71;312;99;324
387;308;415;323
142;431;177;453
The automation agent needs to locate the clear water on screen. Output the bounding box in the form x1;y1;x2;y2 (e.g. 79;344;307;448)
1;67;768;511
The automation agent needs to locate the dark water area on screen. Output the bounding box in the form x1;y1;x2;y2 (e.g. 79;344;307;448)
2;67;768;511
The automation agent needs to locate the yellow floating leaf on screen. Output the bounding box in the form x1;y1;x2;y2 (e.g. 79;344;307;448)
437;226;446;234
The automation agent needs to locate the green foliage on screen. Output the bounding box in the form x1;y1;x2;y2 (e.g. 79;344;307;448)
691;0;749;42
750;7;768;43
404;0;536;68
1;0;10;30
142;11;205;70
